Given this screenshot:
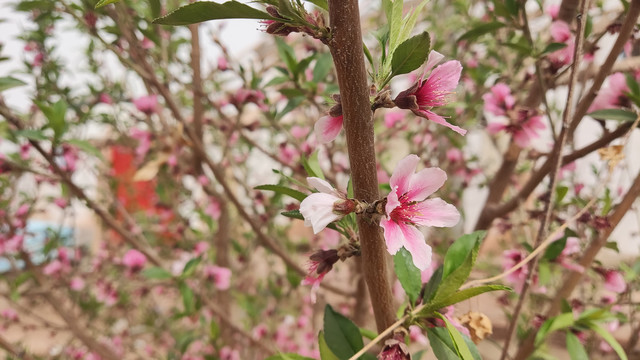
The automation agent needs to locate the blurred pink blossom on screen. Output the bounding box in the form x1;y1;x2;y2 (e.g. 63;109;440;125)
314;115;343;143
133;95;158;115
122;249;147;273
204;265;231;290
588;73;630;112
483;83;515;116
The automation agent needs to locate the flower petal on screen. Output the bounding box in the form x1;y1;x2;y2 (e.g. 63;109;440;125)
423;50;445;76
411;198;460;227
315;115;343;143
299;193;342;234
406;167;447;202
380;218;405;255
307;177;340;197
389;154;419;196
385;185;402;217
399;225;432;271
415;109;467;135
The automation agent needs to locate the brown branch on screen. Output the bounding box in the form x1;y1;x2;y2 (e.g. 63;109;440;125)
513;169;640;360
0;334;35;360
328;0;396;332
24;258;120;360
558;0;580;24
500;0;589;357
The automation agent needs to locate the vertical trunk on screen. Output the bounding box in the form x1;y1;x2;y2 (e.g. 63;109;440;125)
328;0;396;333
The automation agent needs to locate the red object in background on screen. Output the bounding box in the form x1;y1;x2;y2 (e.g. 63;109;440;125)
111;146;156;212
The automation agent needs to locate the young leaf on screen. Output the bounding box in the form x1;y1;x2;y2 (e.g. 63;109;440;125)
141;266;173;280
390;31;431;77
305;151;325;179
254;184;308;202
422;265;443;303
323;304;364;359
435;312;475;360
566;332;589;360
179;281;195;314
540;42;568;56
535;313;575;346
587;322;628;360
14;129;48;141
318;331;340;360
304;0;328;11
419;285;511;316
66;139;104;160
0;76;27;92
266;354;315;360
431;231;485;302
427;326;482;360
153;1;277;26
95;0;121;8
457;21;506;42
393;248;422;305
588;109;637;122
181;257;202;278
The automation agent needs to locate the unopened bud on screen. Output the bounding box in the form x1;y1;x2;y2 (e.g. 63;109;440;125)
333;198;356;215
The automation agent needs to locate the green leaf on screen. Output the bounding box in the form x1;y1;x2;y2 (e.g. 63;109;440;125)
535;313;575;346
605;241;619;252
555;185;569;204
393;248;422;305
266;354;315;360
35;100;67;141
14;129;48;141
422;265;443;303
390;31;431;77
286;266;302;287
587;322;628;360
359;328;377;340
66;139;103;159
301;151;324;179
318;331;340;360
254;184;308;202
0;76;26;92
181;257;202;278
149;0;162;18
304;0;328;11
427;326;482;360
543;235;566;261
420;285;511;316
566;332;589;360
141;266;173;279
442;231;485;279
95;0;121;8
540;42;568;55
388;0;404;53
153;1;276;26
432;231;485;303
179;281;195;314
457;21;506;42
435;312;474;360
588;109;637;122
313;53;333;83
323;304;364;359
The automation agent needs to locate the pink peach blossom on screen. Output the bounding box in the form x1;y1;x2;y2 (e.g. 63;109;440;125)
314;115;343;143
384;111;405;128
133;95;158;115
299;177;354;234
394;51;466;135
487;110;545;148
483;83;515;116
204;265;231;290
380;154;460;270
588;73;630;112
603;270;626;293
122;249;147;273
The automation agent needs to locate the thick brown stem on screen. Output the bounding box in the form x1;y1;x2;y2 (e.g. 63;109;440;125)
328;0;396;332
558;0;580;23
513;170;640;360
